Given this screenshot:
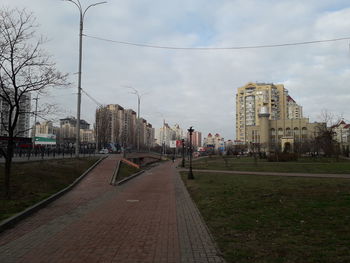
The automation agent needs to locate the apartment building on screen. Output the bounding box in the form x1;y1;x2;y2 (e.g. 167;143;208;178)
332;120;350;145
156;122;175;147
0;92;31;137
95;104;154;150
203;133;223;152
235;82;324;154
58;117;91;144
187;131;202;148
235;82;303;142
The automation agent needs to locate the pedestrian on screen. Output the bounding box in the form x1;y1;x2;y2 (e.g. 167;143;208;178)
172;156;175;163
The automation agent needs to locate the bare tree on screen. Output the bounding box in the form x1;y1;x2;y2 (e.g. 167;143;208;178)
0;8;68;198
313;109;340;157
95;105;111;150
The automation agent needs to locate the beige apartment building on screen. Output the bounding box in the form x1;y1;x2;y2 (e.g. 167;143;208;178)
95;104;154;150
235;82;324;153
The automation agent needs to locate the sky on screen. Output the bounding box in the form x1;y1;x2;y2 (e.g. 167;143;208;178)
2;0;350;140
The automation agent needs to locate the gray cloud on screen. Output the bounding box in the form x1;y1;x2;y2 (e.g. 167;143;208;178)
2;0;350;139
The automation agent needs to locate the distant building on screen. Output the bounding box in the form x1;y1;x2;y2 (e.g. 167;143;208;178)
95;104;153;150
235;82;324;154
203;133;224;152
0;92;31;137
122;109;137;148
58;117;90;144
187;131;202;148
156;122;175;147
173;124;184;140
332;120;350;146
236;82;303;142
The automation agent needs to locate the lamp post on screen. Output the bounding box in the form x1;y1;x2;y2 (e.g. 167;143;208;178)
124;86;148;152
187;126;194;180
32;94;39;150
65;0;107;157
181;138;185;168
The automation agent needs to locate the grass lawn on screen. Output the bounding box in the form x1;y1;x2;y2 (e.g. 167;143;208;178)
116;161;141;182
182;172;350;263
0;157;100;222
190;156;350;174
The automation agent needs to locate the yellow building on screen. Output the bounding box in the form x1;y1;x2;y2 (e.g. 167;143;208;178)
236;82;324;153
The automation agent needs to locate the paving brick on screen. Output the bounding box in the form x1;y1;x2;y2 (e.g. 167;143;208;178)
0;158;225;263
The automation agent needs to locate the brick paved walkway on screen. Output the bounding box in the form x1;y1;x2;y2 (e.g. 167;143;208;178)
0;156;225;263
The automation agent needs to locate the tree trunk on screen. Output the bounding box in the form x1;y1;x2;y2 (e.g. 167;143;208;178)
4;138;14;199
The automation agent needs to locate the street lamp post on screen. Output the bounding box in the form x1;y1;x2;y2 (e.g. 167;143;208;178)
32;94;39;150
181;138;185;168
125;86;148;152
65;0;107;157
187;126;194;180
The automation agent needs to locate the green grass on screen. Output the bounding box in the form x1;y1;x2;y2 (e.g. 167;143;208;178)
0;157;100;222
116;161;140;182
190;156;350;174
181;172;350;263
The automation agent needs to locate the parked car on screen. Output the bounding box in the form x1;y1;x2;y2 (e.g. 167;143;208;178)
99;148;109;154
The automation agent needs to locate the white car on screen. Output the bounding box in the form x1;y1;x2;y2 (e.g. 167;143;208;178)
99;148;109;154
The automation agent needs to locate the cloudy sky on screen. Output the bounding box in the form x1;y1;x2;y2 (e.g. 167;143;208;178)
2;0;350;140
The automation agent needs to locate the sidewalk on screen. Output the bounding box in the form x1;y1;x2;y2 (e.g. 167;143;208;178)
180;169;350;179
0;156;224;263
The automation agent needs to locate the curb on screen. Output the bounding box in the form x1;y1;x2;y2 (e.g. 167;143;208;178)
176;170;226;262
110;160;121;185
116;170;145;185
0;156;107;233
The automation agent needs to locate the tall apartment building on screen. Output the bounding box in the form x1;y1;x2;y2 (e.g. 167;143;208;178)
156;122;175;147
122;109;137;148
235;82;303;142
187;131;202;148
235;82;324;154
95;104;154;150
95;104;124;149
0;92;31;137
173;124;184;140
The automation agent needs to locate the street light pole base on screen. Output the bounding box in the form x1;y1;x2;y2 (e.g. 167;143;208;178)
188;169;194;180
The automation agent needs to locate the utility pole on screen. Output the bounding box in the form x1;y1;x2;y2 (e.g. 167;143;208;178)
32;95;39;149
64;0;107;157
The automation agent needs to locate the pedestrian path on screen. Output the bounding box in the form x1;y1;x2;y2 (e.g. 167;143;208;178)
183;169;350;179
0;156;225;263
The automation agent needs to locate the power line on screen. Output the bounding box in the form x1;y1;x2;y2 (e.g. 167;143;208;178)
81;88;102;106
83;34;350;51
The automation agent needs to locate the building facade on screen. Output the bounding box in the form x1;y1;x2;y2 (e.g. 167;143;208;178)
95;104;154;150
332;120;350;146
236;82;303;143
187;131;202;148
203;133;224;152
235;82;325;154
0;92;31;137
58;117;91;144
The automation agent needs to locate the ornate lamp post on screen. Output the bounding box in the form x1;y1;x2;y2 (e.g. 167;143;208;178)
181;139;185;167
187;126;194;180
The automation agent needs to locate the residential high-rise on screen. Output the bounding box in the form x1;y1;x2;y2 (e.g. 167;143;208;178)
235;82;303;142
95;104;124;149
187;131;202;148
122;109;137;148
95;104;154;150
156;122;175;147
235;82;325;154
0;92;31;137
